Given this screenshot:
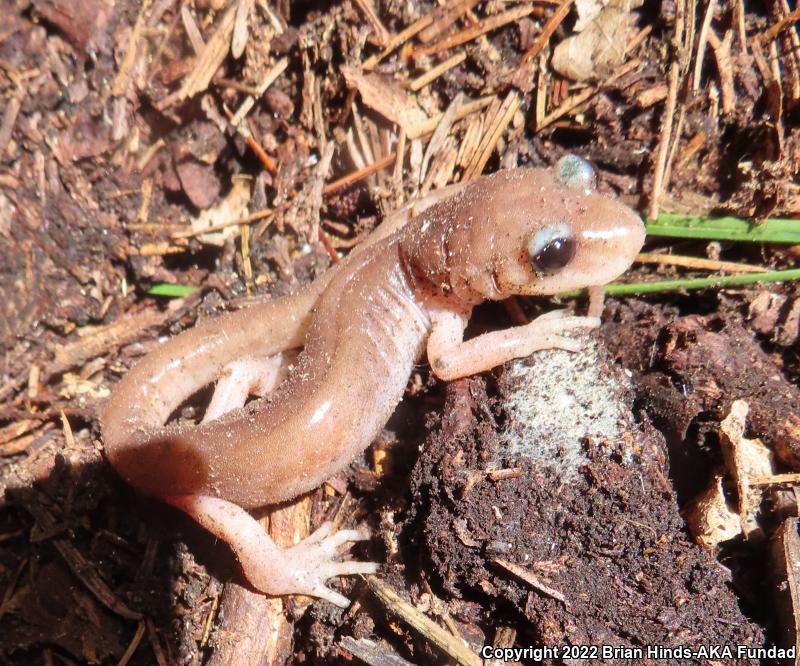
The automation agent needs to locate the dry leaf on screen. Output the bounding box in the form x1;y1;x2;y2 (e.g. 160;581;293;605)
192;177;252;246
687;399;780;549
551;0;635;81
573;0;606;31
341;66;428;136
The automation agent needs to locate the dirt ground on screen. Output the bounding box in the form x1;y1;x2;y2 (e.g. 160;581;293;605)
1;0;800;663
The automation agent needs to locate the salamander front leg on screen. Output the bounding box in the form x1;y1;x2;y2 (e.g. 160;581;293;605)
427;308;601;381
165;495;379;607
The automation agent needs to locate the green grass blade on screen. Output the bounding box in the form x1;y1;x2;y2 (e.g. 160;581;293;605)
603;268;800;296
647;214;800;243
147;283;199;297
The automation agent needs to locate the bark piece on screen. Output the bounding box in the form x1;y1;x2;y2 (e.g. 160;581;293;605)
658;316;800;468
176;159;222;210
770;518;800;664
32;0;114;51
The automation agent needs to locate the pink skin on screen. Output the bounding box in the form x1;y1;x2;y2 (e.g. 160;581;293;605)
202;353;295;424
102;165;645;607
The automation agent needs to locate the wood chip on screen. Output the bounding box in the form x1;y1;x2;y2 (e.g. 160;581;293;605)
112;0;152;96
692;0;717;93
635;83;668;107
707;29;735;115
536;59;640;131
136;241;189;256
420;92;463;186
339;636;416;666
362;12;436;70
493;558;567;603
48;309;170;378
647;0;689;220
484;627;517;666
159;3;237;108
0;419;40;446
366;577;482;666
749;472;800;486
229;57;288;127
353;0;391;47
409;51;466;92
231;0;253;59
487;467;524;481
421;134;458;194
324;153;396;195
0;89;23;157
0;429;49;456
769;518;800;659
410;94;493;139
456;114;484;168
137;178;152;222
756;3;800;43
418;0;481;43
522;0;576;65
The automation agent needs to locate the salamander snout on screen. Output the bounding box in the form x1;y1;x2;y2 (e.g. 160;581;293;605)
520;192;645;295
399;158;645;302
530;155;645;289
492;156;645;297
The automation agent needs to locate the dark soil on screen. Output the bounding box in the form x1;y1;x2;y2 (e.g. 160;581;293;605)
408;370;764;665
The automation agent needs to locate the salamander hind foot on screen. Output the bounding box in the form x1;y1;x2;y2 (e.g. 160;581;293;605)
166;495;378;607
280;521;380;606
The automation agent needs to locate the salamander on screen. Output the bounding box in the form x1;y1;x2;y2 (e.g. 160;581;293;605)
102;156;645;606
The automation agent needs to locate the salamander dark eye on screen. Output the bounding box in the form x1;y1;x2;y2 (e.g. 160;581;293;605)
527;225;576;275
554;154;597;194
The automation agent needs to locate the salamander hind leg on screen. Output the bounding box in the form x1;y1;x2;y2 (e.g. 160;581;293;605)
202;352;296;423
165;495;378;607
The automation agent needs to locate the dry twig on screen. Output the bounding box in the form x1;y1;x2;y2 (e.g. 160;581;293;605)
521;0;575;64
416;5;534;57
635;252;767;273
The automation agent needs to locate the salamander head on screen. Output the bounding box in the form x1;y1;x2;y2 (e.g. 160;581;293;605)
403;156;645;303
